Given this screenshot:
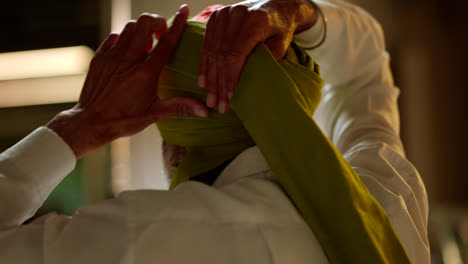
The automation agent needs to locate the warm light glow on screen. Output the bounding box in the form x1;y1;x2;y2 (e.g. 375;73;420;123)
0;46;94;81
0;73;85;107
112;0;132;32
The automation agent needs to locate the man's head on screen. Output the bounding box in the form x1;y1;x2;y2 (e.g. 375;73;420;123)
156;13;322;189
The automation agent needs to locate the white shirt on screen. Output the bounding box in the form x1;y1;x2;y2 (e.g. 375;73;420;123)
0;0;429;263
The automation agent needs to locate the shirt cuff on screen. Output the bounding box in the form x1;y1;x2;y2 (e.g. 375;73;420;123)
3;126;76;200
293;3;326;49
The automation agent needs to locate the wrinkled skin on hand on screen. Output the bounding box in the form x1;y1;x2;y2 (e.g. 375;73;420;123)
197;0;318;113
47;5;209;159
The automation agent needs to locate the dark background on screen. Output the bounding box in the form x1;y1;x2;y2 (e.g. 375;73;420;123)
348;0;468;205
0;0;102;53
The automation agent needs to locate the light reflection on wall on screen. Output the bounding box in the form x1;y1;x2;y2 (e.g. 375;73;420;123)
112;0;132;32
0;46;93;107
0;46;93;80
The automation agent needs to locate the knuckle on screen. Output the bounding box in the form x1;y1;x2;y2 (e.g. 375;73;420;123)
154;16;166;27
122;21;137;33
216;54;224;66
126;20;137;28
231;5;248;14
176;102;190;116
207;75;217;90
218;6;230;16
223;52;243;65
206;51;217;63
207;10;218;24
108;33;119;39
137;13;154;24
211;9;220;17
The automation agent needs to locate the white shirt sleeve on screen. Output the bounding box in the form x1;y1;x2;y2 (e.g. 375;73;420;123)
294;1;430;263
0;127;76;228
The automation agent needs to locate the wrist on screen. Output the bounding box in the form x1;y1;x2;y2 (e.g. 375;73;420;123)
46;108;98;160
294;0;318;33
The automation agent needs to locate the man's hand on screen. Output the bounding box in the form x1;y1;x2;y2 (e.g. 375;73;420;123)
47;5;209;160
198;0;318;113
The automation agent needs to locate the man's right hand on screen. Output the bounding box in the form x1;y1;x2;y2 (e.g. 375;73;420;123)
197;0;318;114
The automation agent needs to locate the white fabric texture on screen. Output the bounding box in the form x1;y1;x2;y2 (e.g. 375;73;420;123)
0;0;429;263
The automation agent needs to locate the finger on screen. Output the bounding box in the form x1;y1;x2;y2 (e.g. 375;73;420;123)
217;53;230;114
198;10;218;89
224;13;269;101
198;10;219;108
206;8;229;109
153;97;209;121
145;4;189;74
127;13;166;61
217;6;246;113
110;20;137;53
224;5;248;45
212;7;231;113
222;5;248;104
95;33;119;56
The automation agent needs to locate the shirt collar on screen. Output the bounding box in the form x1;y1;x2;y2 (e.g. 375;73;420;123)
213;146;272;187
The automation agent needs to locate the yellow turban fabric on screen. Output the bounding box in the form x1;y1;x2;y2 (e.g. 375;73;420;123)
156;19;411;264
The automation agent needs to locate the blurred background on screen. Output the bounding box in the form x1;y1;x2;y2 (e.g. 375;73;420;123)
0;0;467;262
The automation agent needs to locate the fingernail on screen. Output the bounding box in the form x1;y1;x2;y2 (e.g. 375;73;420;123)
198;75;206;87
206;93;217;108
228;91;233;101
219;100;226;114
195;107;208;118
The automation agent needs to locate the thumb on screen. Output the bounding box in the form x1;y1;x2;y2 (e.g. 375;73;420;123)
264;35;289;61
152;97;209;121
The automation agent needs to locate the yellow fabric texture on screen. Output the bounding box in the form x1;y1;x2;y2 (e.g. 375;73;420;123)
156;19;411;263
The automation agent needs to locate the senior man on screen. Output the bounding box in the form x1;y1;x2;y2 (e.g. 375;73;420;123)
0;0;428;263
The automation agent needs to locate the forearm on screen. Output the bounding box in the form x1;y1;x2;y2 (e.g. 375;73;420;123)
295;0;403;153
293;1;429;262
295;0;391;85
0;127;76;228
46;108;112;160
292;0;319;33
